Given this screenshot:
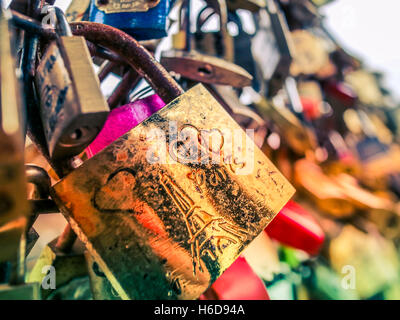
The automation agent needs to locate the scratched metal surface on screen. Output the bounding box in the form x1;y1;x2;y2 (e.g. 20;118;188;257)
51;84;295;300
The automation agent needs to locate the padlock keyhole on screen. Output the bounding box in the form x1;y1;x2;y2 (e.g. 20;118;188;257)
70;128;83;141
197;65;213;77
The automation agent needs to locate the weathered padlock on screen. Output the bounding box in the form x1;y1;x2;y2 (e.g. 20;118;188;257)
35;7;109;160
51;22;295;300
0;7;30;281
88;0;171;40
161;0;252;87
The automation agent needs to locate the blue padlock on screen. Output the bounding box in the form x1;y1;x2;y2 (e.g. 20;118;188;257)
89;0;171;40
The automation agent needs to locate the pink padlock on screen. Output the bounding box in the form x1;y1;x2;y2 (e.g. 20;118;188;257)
86;94;166;157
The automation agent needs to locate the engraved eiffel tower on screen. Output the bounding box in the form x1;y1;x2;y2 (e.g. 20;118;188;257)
159;173;247;275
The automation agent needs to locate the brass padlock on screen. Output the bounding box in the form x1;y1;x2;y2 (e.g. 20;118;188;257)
0;7;30;279
50;23;295;300
35;7;109;160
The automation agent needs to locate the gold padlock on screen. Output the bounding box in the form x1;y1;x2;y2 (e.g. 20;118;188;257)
0;7;30;279
53;22;294;300
52;84;295;300
35;7;109;160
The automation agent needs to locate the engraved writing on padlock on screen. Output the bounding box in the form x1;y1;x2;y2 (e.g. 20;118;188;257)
89;0;170;40
95;0;161;13
51;84;295;300
35;8;109;160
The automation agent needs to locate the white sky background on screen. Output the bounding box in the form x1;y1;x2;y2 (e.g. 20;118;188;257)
320;0;400;102
4;0;400;101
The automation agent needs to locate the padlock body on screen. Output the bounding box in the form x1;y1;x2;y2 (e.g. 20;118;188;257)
35;36;109;160
52;84;295;300
89;0;171;40
0;10;30;266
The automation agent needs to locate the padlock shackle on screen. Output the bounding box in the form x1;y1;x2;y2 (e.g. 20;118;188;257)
25;165;51;199
53;6;72;37
70;22;184;104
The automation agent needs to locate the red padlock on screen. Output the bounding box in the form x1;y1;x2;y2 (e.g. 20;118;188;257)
200;256;270;300
265;200;325;255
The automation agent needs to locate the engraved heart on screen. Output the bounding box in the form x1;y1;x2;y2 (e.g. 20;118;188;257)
170;125;225;164
93;168;137;213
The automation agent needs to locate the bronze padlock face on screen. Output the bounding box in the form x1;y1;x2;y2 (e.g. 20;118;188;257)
35;11;109;160
51;84;295;300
